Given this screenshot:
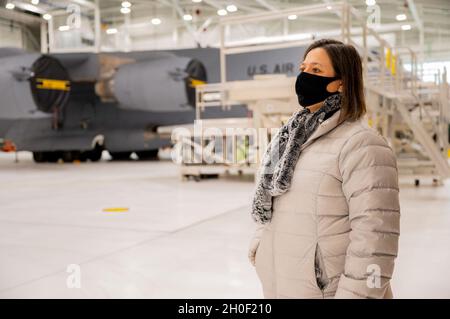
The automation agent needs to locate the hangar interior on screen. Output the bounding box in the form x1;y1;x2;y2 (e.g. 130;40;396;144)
1;0;450;298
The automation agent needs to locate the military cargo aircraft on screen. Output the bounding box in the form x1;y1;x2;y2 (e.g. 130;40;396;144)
0;46;302;162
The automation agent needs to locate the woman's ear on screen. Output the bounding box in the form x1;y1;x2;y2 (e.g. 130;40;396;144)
338;82;343;92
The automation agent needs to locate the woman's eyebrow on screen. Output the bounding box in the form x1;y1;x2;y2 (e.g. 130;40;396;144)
300;62;323;67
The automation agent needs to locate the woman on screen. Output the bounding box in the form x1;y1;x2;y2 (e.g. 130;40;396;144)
248;39;400;299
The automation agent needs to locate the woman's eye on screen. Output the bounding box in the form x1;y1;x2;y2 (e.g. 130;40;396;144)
312;68;321;73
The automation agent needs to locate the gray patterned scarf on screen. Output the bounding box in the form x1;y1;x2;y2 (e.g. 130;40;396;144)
251;93;342;224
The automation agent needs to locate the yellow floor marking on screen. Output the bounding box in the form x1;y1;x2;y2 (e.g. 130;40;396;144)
102;207;129;213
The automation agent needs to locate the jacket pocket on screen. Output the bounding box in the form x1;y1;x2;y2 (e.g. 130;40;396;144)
314;243;330;291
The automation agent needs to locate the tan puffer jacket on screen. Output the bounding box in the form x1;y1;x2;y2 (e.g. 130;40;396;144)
252;108;400;299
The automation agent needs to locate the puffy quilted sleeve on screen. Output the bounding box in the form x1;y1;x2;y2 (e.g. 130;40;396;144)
334;129;400;299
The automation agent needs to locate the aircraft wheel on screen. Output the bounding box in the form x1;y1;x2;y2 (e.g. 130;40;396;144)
109;151;132;161
62;151;81;163
46;151;61;163
136;150;159;160
88;149;102;162
78;153;88;162
33;152;47;163
88;144;103;162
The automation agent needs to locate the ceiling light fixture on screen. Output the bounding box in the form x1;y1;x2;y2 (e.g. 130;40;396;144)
396;14;407;21
288;14;297;20
58;25;70;31
401;24;411;30
226;5;237;12
217;9;227;16
106;28;118;34
120;7;130;14
151;18;161;25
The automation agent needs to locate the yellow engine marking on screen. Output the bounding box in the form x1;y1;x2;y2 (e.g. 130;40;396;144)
189;78;206;88
36;78;70;91
102;207;129;213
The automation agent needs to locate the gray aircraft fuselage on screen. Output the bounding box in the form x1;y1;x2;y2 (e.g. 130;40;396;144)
0;45;305;162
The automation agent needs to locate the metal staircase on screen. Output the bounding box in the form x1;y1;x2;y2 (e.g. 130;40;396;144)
357;29;450;184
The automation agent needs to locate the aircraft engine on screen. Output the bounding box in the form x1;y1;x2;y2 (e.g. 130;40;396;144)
95;54;207;112
29;55;71;114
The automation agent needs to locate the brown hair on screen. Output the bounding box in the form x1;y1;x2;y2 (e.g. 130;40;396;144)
303;39;366;122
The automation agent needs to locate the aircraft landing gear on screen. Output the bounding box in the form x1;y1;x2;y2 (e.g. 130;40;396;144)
136;150;159;160
62;151;81;162
33;146;104;163
33;151;61;163
109;151;132;161
86;146;103;162
32;151;47;163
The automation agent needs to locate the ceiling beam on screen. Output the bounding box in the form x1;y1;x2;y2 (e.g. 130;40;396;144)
0;7;41;25
406;0;424;30
170;0;201;46
254;0;277;11
202;0;222;10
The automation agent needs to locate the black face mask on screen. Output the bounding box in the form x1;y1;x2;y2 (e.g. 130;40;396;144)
295;71;340;107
